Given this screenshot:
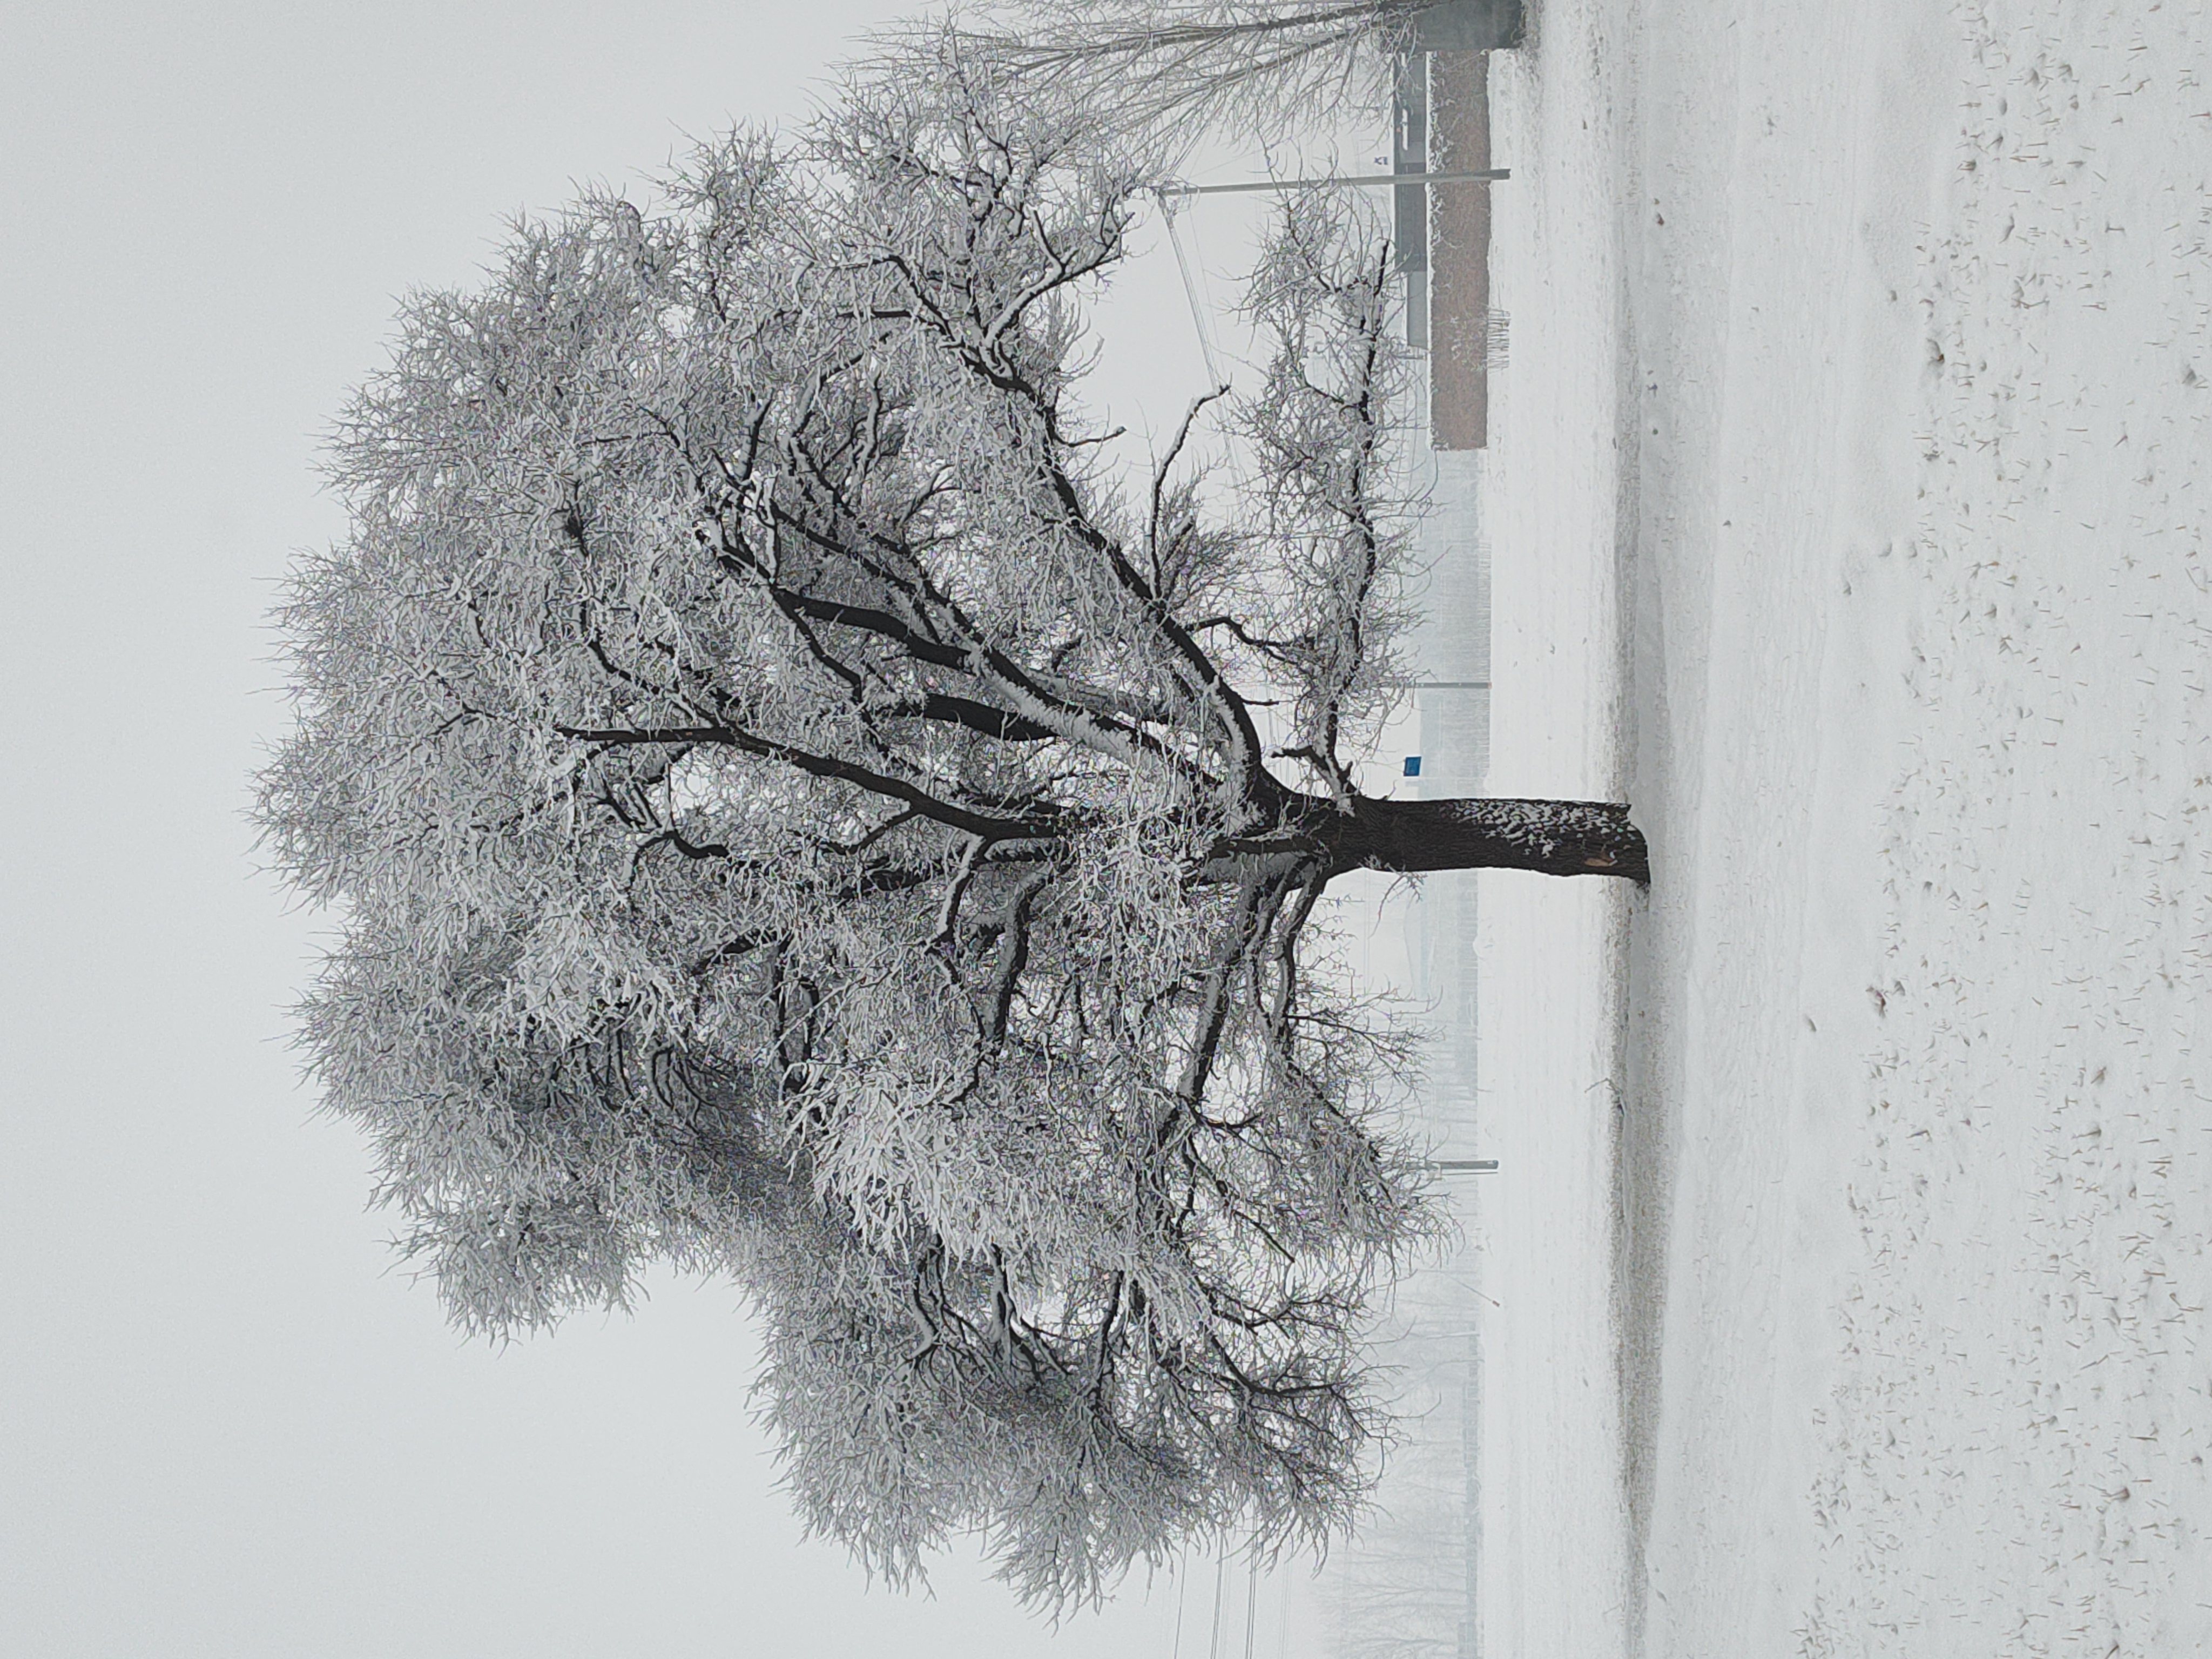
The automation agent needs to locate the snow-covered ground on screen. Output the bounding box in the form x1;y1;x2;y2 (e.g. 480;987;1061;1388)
1470;0;2212;1655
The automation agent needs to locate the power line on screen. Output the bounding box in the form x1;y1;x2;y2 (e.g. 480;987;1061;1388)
1158;193;1232;392
1171;1545;1190;1659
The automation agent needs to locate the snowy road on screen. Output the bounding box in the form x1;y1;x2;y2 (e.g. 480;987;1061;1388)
1474;0;2212;1655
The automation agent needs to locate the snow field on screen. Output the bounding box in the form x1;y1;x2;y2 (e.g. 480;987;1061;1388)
1476;0;2212;1654
1472;2;1641;1655
1801;3;2212;1651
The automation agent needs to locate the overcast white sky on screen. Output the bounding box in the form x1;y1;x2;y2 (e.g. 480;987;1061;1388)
0;4;1316;1654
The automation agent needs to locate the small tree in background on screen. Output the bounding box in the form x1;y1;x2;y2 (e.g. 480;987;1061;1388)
258;41;1642;1610
873;0;1458;160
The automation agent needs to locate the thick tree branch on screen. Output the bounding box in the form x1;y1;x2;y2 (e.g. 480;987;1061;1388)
552;720;1065;841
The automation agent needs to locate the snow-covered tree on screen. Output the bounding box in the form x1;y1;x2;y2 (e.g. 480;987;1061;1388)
257;49;1641;1610
873;1;1524;160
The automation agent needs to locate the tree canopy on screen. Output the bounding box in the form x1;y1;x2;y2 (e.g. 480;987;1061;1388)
258;46;1642;1609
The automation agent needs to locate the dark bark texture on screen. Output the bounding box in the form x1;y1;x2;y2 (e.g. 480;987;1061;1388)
1326;795;1650;882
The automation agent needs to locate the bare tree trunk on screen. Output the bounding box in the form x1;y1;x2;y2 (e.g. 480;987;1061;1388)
1332;795;1650;881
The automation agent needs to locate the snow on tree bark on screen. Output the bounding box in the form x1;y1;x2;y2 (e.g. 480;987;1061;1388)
1336;796;1650;880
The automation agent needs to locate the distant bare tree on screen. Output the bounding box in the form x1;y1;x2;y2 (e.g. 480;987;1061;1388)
1325;1474;1470;1658
257;43;1640;1613
868;1;1439;159
869;1;1527;164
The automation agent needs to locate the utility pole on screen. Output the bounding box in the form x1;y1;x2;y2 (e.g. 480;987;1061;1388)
1159;167;1509;197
